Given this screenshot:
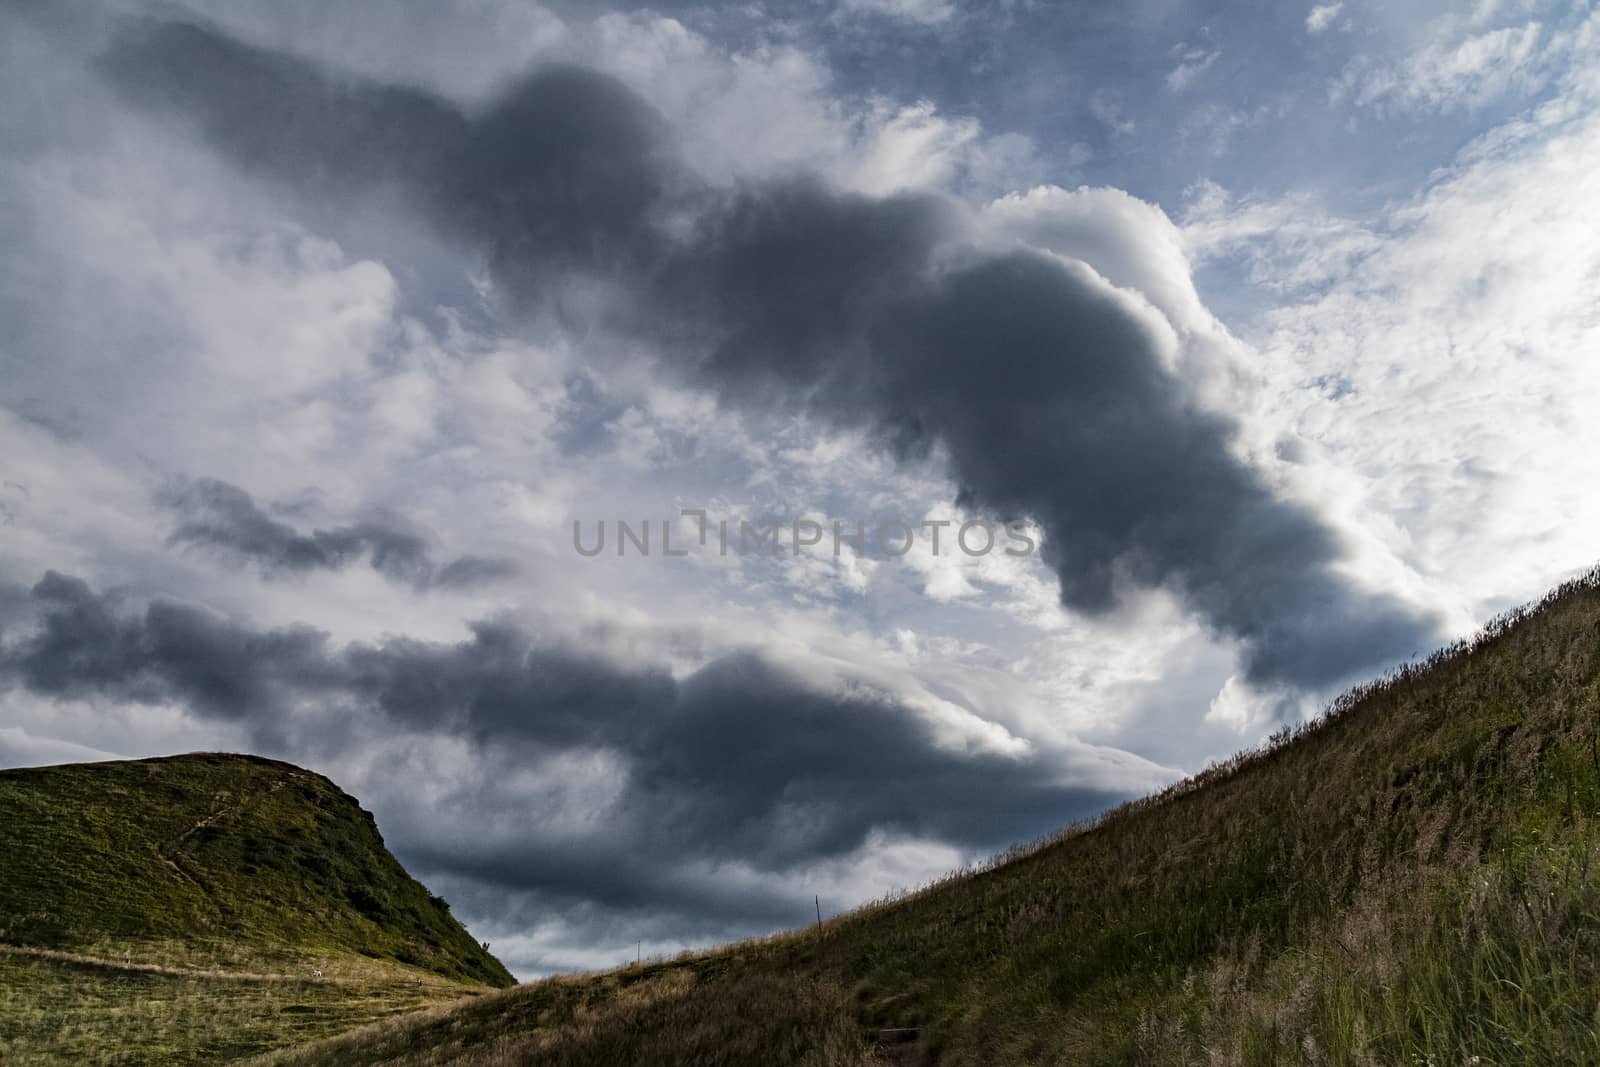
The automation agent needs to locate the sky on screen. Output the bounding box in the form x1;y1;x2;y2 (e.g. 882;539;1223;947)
1;0;1597;978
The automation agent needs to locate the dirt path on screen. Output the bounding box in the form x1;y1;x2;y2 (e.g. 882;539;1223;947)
0;942;365;985
156;774;301;896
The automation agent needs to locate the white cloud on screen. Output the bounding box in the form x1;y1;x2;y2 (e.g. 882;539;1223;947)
1167;47;1221;93
1191;66;1600;627
1335;6;1598;115
1089;90;1137;137
1181;180;1385;293
1363;21;1544;110
838;0;956;26
844;101;988;196
1306;3;1344;35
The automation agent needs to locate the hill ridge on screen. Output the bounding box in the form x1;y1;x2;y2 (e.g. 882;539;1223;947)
0;751;513;985
0;749;518;1063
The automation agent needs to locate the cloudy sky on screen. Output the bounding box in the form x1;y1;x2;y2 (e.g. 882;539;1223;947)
2;0;1597;977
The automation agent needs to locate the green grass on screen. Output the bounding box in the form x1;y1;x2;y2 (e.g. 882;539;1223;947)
0;952;485;1066
0;752;510;987
260;565;1600;1065
0;752;513;1064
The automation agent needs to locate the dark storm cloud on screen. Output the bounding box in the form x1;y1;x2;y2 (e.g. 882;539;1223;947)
0;572;1126;922
8;571;334;719
164;479;431;580
102;18;1443;688
162;478;517;590
344;637;1112;870
0;582;32;643
99;19;676;305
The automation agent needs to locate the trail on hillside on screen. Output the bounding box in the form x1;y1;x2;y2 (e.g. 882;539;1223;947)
155;773;302;898
0;942;332;983
0;942;476;992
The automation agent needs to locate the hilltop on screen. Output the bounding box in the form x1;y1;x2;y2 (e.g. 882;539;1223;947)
0;752;513;1064
259;566;1600;1065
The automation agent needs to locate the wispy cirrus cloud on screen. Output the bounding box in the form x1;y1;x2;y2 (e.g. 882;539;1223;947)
1334;5;1597;115
1305;3;1344;36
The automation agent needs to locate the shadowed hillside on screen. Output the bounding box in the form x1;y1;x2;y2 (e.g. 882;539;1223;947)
257;566;1600;1066
0;752;512;1064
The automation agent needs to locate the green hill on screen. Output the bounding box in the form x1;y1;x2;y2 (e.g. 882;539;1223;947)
0;752;513;1064
257;566;1600;1066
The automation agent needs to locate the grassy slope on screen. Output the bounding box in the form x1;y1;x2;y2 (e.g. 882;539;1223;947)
0;752;514;1064
265;567;1600;1066
0;952;476;1067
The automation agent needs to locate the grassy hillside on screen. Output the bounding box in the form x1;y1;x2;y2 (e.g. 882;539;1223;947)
259;565;1600;1066
0;752;513;1064
0;950;475;1066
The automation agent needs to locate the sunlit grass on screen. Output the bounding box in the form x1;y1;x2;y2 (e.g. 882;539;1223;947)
0;951;485;1066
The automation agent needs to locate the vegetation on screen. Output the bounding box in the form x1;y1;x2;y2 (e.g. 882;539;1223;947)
7;569;1600;1064
0;950;478;1067
0;752;512;1064
259;565;1600;1065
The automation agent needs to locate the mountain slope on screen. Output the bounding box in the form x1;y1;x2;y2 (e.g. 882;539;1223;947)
0;752;510;986
261;566;1600;1066
0;752;513;1064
